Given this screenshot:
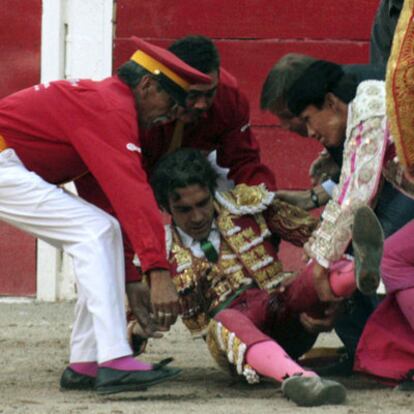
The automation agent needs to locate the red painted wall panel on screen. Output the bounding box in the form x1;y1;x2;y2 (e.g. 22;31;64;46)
116;0;377;41
0;0;42;99
255;127;322;189
0;0;41;296
115;0;378;269
0;225;37;296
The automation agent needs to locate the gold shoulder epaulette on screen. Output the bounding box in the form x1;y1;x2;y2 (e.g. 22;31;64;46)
215;184;274;216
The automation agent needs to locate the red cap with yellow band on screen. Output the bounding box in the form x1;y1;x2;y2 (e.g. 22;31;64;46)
130;37;211;106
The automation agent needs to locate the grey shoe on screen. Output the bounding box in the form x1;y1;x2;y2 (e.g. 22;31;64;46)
281;376;347;406
352;205;384;295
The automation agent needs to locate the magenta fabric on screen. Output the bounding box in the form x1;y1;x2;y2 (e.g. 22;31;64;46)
283;258;353;317
282;260;326;318
355;295;414;382
355;220;414;383
100;356;152;371
329;260;356;298
215;291;271;346
215;258;355;352
381;219;414;293
396;288;414;331
70;362;98;377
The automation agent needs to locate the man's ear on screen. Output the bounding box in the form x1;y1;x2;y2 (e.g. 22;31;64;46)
325;92;342;112
135;75;152;96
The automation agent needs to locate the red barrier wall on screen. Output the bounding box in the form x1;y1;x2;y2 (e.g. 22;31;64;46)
0;1;382;295
114;0;379;269
0;0;41;296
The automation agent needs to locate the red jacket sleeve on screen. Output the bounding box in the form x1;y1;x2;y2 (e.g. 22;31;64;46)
215;88;277;190
69;106;169;275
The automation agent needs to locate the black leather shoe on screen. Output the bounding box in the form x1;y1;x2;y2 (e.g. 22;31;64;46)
395;381;414;391
395;369;414;391
60;367;95;390
95;364;182;395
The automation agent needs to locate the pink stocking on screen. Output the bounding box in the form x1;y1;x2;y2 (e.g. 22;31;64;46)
99;356;152;371
328;260;356;298
246;340;317;382
69;362;98;377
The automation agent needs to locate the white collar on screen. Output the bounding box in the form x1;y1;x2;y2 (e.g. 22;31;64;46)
175;221;220;258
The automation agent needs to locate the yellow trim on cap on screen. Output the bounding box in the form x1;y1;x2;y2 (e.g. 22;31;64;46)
0;134;8;151
131;50;190;91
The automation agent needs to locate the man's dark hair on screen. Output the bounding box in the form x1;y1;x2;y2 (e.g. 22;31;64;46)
117;60;187;105
260;53;316;111
117;61;151;88
287;60;359;116
151;148;219;212
169;35;220;74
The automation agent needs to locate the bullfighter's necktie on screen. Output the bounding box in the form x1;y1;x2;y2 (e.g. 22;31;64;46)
200;239;219;263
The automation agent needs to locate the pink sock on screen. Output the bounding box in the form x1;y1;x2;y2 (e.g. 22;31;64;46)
396;288;414;331
246;340;317;382
99;356;152;371
329;260;356;298
70;362;98;377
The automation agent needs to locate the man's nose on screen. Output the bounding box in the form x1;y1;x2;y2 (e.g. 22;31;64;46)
191;208;204;223
307;123;317;138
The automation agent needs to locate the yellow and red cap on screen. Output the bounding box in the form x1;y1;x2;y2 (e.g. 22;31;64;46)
130;37;211;105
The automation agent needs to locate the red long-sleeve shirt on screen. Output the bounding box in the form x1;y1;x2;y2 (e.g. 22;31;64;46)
0;76;168;278
140;69;277;190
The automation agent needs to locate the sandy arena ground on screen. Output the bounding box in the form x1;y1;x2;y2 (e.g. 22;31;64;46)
0;301;412;414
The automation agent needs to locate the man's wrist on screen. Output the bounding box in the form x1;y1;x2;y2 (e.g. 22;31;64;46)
147;268;170;279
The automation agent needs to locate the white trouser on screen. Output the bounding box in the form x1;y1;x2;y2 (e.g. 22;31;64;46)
0;149;132;363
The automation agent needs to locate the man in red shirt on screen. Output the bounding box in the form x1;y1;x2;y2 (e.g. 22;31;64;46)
140;35;276;191
0;37;210;394
111;36;276;295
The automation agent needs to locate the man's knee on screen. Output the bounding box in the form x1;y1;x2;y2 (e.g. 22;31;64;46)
96;214;121;239
79;211;122;247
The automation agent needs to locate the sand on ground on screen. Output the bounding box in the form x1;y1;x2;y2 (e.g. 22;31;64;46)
0;301;412;414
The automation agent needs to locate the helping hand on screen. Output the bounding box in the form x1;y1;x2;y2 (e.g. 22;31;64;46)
309;151;340;185
299;302;342;334
149;269;181;331
312;262;342;302
126;281;163;339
